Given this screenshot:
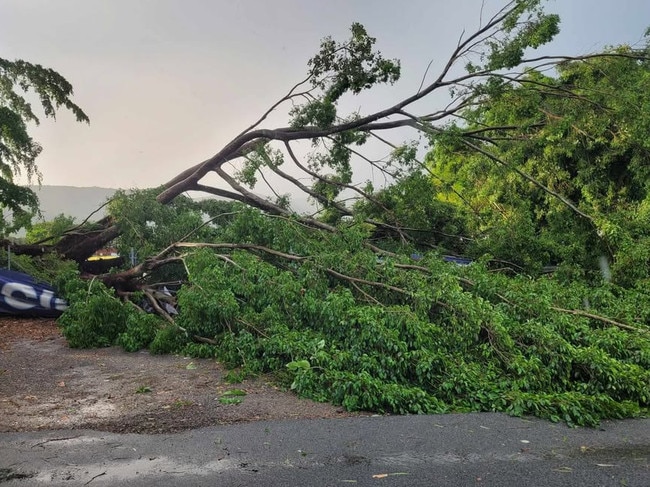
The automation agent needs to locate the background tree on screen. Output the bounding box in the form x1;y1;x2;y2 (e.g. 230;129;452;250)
353;172;471;255
24;213;77;245
0;57;88;235
428;42;650;282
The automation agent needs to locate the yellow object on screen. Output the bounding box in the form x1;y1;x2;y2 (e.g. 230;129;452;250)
86;255;120;262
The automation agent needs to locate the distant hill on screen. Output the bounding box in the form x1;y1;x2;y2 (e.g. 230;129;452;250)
29;185;118;223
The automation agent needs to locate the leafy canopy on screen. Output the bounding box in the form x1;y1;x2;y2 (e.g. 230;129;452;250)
25;213;77;245
0;57;88;235
429;43;650;283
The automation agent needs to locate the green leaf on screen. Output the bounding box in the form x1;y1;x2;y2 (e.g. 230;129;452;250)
286;360;311;371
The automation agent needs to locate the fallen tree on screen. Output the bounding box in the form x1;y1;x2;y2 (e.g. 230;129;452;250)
7;1;650;425
52;205;650;426
9;2;643;280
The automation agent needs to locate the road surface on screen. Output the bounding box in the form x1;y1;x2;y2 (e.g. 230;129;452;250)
1;413;648;486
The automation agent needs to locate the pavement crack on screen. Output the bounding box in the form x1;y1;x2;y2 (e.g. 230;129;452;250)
84;471;106;485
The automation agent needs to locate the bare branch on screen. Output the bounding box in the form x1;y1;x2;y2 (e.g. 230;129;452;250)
174;242;306;262
235;74;314;137
144;289;176;325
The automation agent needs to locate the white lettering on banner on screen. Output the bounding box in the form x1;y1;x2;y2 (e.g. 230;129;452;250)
0;281;67;312
2;282;37;310
55;298;68;311
40;289;54;308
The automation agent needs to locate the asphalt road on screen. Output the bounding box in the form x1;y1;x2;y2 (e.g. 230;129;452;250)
1;413;648;486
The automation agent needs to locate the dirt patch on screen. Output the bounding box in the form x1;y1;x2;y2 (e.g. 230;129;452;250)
0;317;362;434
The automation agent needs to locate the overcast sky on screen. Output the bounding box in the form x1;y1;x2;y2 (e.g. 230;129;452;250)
1;0;649;190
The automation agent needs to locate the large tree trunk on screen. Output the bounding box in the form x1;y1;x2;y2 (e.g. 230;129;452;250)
6;216;120;268
54;217;122;263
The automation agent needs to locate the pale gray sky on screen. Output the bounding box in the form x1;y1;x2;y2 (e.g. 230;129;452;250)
1;0;649;190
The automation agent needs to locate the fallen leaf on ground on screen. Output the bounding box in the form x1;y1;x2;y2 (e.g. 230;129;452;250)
371;473;408;479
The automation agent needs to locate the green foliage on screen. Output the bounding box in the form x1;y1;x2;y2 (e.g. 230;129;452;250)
57;276;130;348
504;391;637;427
117;312;165;352
303;22;400;104
56;268;169;351
0;178;38;234
25;213;76;244
181;342;220;359
51;9;650;428
149;325;189;355
108;187;210;260
354;172;470;254
137;210;650;425
1;250;77;285
607;199;650;287
237;146;285;189
0;57;88;235
219;397;243;405
290;22;399;131
484;1;559;70
224;370;247;384
430;43;650;280
218;388;247;405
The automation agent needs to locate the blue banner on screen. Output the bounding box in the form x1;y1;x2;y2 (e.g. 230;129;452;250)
0;269;67;317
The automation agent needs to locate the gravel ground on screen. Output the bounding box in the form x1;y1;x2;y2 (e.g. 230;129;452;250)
0;317;363;434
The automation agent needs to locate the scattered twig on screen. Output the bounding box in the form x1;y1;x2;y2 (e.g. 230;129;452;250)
84;471;106;485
